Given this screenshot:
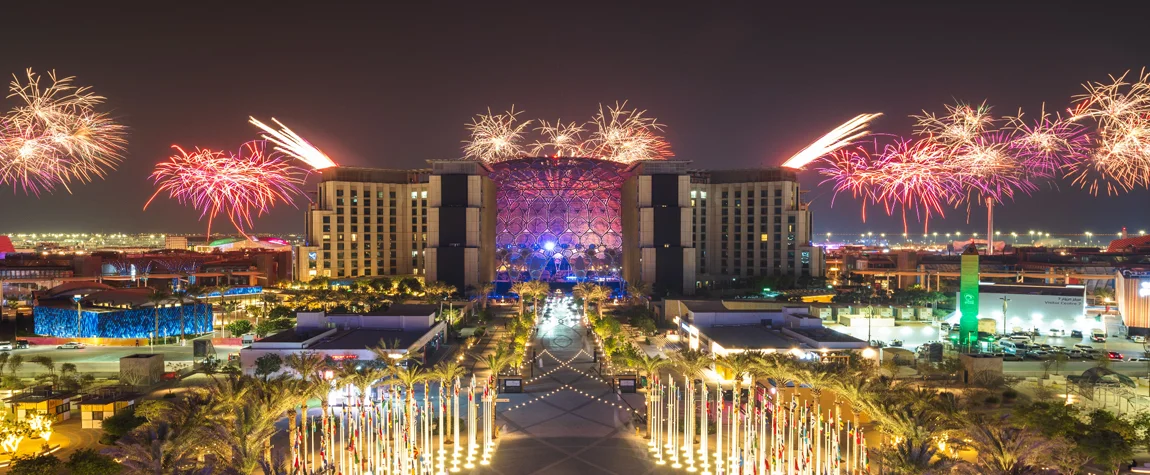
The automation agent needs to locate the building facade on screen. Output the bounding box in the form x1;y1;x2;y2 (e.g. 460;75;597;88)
295;158;823;295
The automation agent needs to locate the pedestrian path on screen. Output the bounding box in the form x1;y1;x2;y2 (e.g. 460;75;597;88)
479;297;665;475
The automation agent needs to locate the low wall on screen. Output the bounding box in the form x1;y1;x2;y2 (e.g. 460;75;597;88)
23;337;149;347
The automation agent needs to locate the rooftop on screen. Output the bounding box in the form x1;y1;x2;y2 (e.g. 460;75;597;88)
374;304;439;316
785;327;866;343
308;328;429;351
258;328;332;343
978;282;1084;297
700;325;792;350
81;392;141;406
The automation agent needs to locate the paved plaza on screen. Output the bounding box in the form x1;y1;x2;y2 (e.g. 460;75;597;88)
480;311;664;475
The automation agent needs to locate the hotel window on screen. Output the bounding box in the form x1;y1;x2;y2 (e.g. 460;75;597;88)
690;190;697;198
322;216;330;223
421;191;428;198
322;225;330;232
411;191;418;199
336;189;344;197
377;191;384;198
760;233;769;242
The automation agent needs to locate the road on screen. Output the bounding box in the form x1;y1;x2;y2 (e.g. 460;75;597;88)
2;340;239;376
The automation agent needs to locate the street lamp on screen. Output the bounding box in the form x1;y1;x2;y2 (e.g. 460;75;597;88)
999;296;1010;337
73;294;83;339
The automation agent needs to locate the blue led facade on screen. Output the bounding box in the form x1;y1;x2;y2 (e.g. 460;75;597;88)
198;286;263;298
34;304;214;339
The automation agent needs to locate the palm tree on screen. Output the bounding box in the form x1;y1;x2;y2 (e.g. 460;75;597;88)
208;375;302;474
874;403;956;475
477;282;495;311
623;353;670;438
147;290;171;346
476;348;517;437
104;421;207;474
424;280;455;315
715;351;758;394
627;281;653;307
218;300;240;334
434;361;468;443
284;351;326;382
573;282;596;319
510;282;530;315
370;338;417;367
586;284;611;320
953;419;1063;475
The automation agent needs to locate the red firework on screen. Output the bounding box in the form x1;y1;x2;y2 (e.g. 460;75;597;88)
145;140;307;236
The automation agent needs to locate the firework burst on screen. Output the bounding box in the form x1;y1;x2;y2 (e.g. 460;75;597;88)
529;119;585;156
1006;107;1088;179
462;107;532;163
584;101;673;163
249;117;337;170
818;137;959;232
780;113;882;169
0;69;126;195
145;141;307;236
1067;69;1150;194
914;101;996;148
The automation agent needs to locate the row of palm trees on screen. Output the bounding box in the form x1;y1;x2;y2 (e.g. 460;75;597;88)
105;344;479;475
619;349;1087;475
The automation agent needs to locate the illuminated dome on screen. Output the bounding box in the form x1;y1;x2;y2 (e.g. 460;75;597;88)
490;157;631;283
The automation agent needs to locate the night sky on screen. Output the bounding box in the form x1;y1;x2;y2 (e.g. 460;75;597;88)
2;2;1149;236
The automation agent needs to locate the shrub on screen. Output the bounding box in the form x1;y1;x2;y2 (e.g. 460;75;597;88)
9;453;61;475
66;448;122;475
225;319;253;336
984;395;1001;405
101;406;145;441
1002;388;1019;400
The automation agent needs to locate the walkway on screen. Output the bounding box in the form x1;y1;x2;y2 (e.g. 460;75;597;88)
481;298;662;475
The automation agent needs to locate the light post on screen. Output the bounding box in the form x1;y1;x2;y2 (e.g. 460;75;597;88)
999;296;1010;338
72;294;83;339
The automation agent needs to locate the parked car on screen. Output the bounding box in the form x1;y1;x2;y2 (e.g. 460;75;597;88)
1037;344;1053;350
14;340;28;349
1066;349;1087;358
1050;346;1068;353
0;341;12;351
1127;357;1150;362
1071;330;1083;338
1009;335;1032;343
1108;351;1124;361
56;342;85;349
1026;350;1052;359
1135;335;1147;343
1073;344;1095;351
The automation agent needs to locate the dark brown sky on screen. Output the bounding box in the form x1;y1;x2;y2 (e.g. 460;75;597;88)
1;1;1148;235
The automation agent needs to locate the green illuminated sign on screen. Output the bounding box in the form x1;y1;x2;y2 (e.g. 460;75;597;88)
958;245;980;347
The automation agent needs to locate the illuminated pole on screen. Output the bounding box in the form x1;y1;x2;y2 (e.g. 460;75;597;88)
715;385;722;475
685;377;696;472
700;381;710;475
438;382;446;475
451;377;461;472
671;382;681;469
465;378;476;468
654;380;665;465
